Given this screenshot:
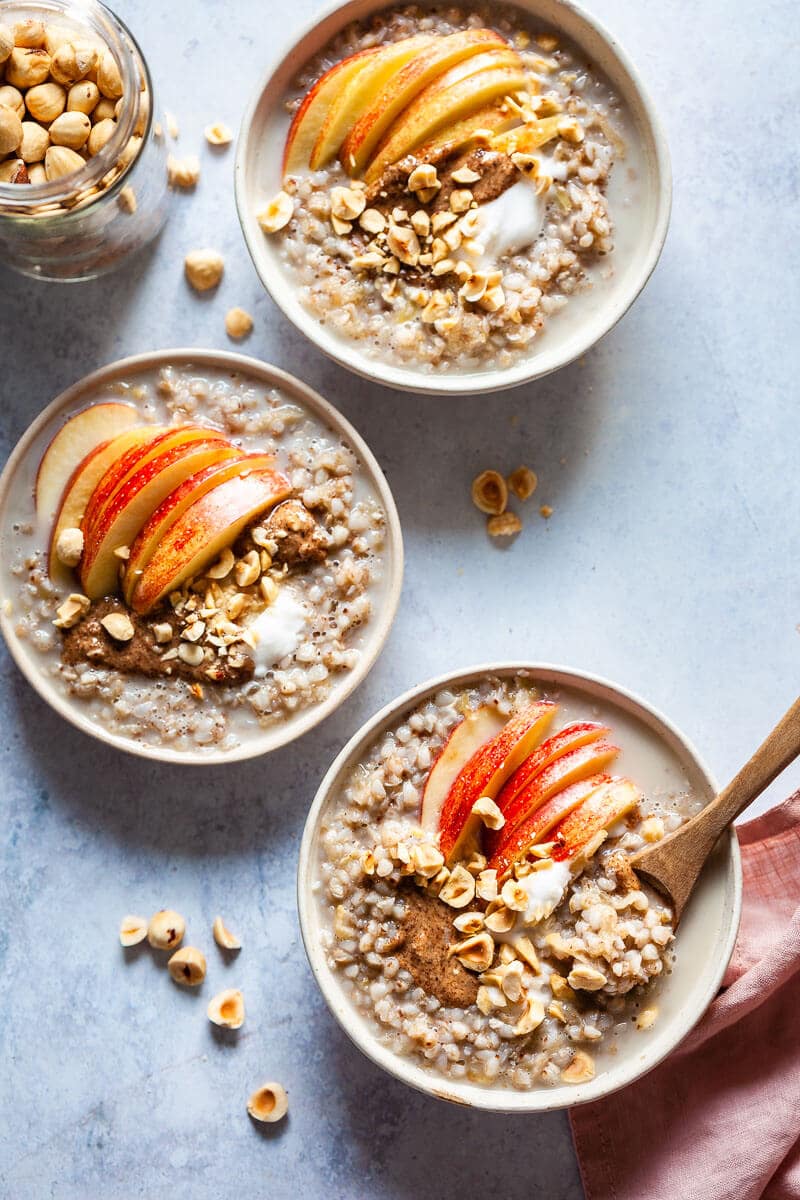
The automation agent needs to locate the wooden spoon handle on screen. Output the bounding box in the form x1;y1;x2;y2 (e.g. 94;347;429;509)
631;695;800;921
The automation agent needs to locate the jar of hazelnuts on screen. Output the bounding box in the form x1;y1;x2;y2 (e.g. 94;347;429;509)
0;0;169;280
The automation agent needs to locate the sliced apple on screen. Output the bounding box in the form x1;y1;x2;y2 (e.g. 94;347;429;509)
130;465;292;615
438;700;557;864
341;28;509;178
364;48;527;183
47;427;163;584
35;402;141;524
80;425;228;543
487;773;611;879
79;438;239;601
550;778;641;863
409;100;522;167
310;34;436;171
493;739;621;855
420;703;508;833
283;47;382;176
122;452;277;605
495;721;610;817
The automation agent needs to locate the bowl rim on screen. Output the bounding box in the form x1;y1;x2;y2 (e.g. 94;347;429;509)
234;0;673;396
0;348;404;765
297;661;742;1111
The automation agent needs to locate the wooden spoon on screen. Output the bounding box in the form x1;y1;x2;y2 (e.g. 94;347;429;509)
630;695;800;925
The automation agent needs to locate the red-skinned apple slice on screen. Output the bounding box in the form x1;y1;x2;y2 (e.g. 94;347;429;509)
487;773;611;879
495;721;610;818
420;704;508;834
122;452;276;605
81;425;228;543
310;34;436;171
47;427;163;584
341;29;509;177
79;438;239;600
130;465;292;615
364;49;527;182
35;402;141;523
283;47;382;175
438;700;557;863
550;778;641;862
492;739;621;856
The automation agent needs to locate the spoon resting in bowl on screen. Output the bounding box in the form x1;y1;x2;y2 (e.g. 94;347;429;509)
630;695;800;925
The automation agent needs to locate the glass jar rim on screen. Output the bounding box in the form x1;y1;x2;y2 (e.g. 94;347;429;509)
0;0;149;210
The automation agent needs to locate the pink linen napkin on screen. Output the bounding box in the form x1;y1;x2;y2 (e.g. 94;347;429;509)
570;792;800;1200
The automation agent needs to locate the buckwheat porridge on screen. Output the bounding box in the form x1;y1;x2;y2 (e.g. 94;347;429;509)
259;3;639;373
314;676;704;1090
2;362;393;755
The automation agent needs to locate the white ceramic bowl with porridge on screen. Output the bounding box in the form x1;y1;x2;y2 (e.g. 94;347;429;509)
299;664;740;1111
235;0;671;394
0;350;403;763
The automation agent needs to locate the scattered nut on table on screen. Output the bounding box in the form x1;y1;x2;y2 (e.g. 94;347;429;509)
487;511;522;537
207;987;245;1029
168;946;207;986
247;1082;288;1124
204;121;232;147
147;908;185;950
184;248;224;292
119;914;148;947
471;469;507;516
225;307;253;340
507;465;538;501
212;916;241;951
167;153;199;189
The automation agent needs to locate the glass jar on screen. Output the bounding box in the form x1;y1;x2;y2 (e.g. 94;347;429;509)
0;0;169;280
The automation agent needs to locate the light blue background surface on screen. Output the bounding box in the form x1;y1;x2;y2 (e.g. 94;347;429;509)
1;0;798;1196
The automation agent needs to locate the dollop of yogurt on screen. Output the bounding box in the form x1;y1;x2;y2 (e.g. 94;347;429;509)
461;156;567;270
517;859;572;924
246;587;307;678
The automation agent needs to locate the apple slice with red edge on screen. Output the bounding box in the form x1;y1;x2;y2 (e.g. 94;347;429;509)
495;721;610;819
47;427;163;585
491;739;621;857
341;28;509;177
130;465;292;615
550;777;641;863
35;402;141;524
79;437;238;600
310;34;436;171
420;703;508;834
437;699;556;864
364;48;527;183
123;452;277;606
283;47;382;176
487;773;611;879
80;426;227;544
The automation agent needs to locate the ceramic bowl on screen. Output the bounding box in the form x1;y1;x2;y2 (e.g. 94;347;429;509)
0;349;403;764
298;663;741;1111
235;0;672;395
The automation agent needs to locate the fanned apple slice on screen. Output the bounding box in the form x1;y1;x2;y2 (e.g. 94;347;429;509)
79;438;238;600
35;402;141;524
487;773;611;879
342;28;509;177
408;100;522;168
80;425;187;538
550;778;641;863
365;49;527;183
130;465;292;615
310;34;436;170
283;46;382;175
122;452;275;606
47;427;162;584
492;739;621;855
420;703;508;833
438;699;557;863
495;721;610;818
